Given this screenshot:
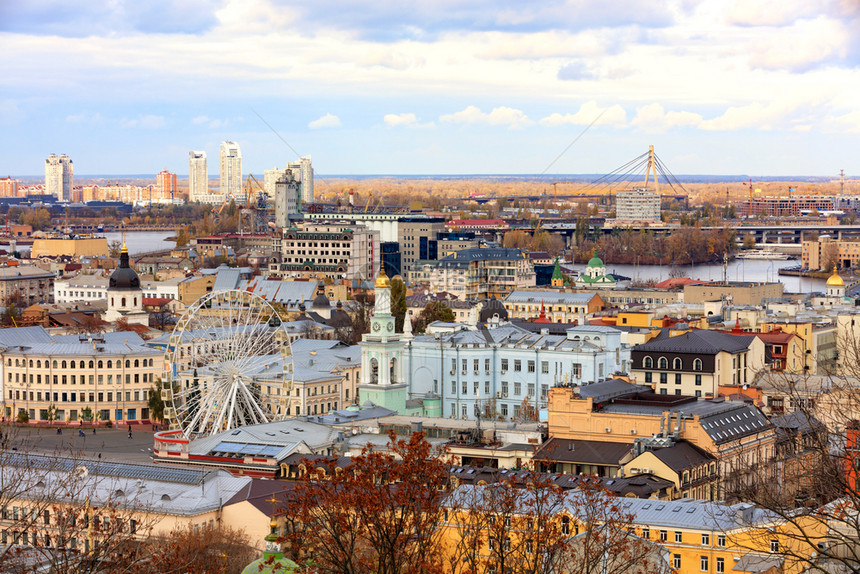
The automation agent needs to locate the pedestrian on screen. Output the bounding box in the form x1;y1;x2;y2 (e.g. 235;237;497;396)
56;428;61;435
92;428;96;435
128;429;132;439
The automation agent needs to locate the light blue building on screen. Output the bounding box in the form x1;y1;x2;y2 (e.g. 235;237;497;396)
402;322;630;421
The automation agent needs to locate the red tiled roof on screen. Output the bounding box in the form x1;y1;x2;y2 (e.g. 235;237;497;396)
653;277;707;289
446;219;506;226
142;298;171;306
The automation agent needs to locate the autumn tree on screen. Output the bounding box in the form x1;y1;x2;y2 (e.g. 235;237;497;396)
129;525;258;574
413;301;455;334
725;367;860;572
284;431;450;574
0;430;162;573
390;276;407;333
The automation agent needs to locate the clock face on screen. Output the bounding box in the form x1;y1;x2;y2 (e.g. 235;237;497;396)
386;323;393;331
373;323;381;332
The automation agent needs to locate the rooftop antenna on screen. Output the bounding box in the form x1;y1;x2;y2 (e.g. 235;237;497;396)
841;169;845;195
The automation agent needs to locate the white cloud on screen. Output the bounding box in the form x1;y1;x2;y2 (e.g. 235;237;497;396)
699;102;793;131
725;0;829;27
747;16;849;71
440;105;533;129
192;115;228;128
119;114;166;129
384;113;417;126
539;101;627;127
308;113;341;129
630;103;702;132
66;112;103;124
383;113;435;128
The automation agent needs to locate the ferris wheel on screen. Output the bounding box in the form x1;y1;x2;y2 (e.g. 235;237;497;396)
163;289;293;438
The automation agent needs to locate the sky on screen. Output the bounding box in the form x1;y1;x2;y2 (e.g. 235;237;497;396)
2;0;859;177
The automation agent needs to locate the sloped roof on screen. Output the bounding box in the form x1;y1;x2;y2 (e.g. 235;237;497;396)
634;329;754;355
535;438;631;465
647;441;716;471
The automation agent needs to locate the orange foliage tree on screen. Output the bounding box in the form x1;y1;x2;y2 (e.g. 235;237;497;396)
283;431;450;574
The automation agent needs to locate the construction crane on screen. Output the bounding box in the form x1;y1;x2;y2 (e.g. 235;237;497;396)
363;191;385;213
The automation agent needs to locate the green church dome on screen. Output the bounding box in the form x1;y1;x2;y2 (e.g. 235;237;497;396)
587;255;604;268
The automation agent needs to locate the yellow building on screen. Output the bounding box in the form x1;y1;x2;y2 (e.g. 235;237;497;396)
547;381;776;499
0;454;255;556
438;484;821;574
1;331;162;423
30;237;109;259
761;319;838;375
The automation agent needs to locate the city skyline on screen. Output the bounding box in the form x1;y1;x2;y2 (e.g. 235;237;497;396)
2;1;859;177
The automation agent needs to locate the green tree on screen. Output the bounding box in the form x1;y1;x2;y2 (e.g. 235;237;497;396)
16;410;29;424
176;226;190;247
148;382;165;422
390;276;407;332
413;301;455;333
108;240;123;258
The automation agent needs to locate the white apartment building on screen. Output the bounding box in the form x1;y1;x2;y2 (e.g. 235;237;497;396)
54;275;183;304
265;157;313;205
615;187;661;223
274;168;302;227
188;150;208;202
409;247;536;300
219;141;242;197
45;154;73;202
268;222;379;282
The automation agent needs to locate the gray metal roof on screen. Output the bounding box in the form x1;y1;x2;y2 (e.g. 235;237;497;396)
187;418;339;459
506;290;596;304
579;379;651;403
211;267;242;291
601;398;772;445
0;326;52;347
447;484;777;531
3;453;251;516
634;330;754;355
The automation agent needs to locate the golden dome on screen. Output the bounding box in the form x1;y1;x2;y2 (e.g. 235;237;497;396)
827;266;844;287
375;268;390;288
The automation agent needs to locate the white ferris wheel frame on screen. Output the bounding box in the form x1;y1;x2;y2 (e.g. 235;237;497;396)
163;289;293;438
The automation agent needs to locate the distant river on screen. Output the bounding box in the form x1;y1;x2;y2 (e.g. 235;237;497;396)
584;259;826;294
101;231;175;255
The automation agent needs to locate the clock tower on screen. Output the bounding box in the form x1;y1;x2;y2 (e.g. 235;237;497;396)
358;268;407;410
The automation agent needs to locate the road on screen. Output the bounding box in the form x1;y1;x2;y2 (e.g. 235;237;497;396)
3;425;159;464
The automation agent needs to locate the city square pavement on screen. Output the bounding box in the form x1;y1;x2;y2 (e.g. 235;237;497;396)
3;425;160;464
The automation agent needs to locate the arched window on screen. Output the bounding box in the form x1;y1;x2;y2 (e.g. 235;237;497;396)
121;297;126;307
693;358;703;371
89;361;94;369
107;360;112;368
644;356;653;368
61;361;67;369
52;361;57;369
125;360;130;368
134;359;139;368
658;357;668;370
133;297;137;306
673;358;682;370
36;360;41;369
29;360;33;368
98;361;103;369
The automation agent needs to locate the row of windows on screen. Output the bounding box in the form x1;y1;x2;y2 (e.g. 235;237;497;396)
7;358;156;369
8;372;154;386
448;380;549;399
9;389;147;403
643;356;703;371
644;373;703;386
